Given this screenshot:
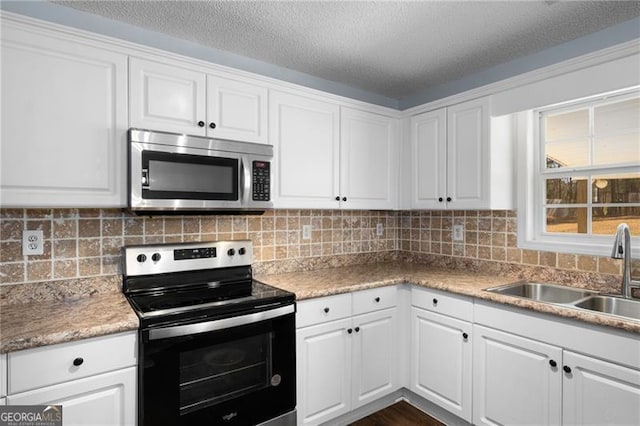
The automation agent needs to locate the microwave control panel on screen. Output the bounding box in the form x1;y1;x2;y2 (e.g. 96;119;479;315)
252;161;271;201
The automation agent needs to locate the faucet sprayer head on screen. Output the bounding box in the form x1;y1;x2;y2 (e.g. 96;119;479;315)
611;223;629;259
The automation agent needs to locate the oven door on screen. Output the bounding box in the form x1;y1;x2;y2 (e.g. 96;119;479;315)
139;305;296;426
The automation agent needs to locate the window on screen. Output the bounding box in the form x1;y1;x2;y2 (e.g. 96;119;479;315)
518;88;640;257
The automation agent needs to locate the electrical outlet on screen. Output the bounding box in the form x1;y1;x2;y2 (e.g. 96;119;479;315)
302;224;312;240
452;224;464;242
23;230;44;255
376;223;384;236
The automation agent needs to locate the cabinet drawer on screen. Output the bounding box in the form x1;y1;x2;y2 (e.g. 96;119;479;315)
296;293;352;329
8;332;137;394
412;287;473;322
352;286;397;315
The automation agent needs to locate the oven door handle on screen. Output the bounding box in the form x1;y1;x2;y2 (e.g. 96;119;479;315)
147;304;294;341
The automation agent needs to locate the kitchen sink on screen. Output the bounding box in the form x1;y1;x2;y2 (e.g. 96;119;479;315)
572;295;640;321
486;281;597;304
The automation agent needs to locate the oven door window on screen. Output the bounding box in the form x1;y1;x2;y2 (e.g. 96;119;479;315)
179;333;271;414
142;150;238;200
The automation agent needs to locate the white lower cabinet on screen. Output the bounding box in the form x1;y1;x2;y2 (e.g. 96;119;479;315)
352;308;398;408
0;353;6;400
410;287;473;422
5;332;137;426
562;350;640;426
411;308;472;422
473;324;562;426
7;367;136;426
294;285;639;426
297;317;352;424
296;287;399;425
474;301;640;426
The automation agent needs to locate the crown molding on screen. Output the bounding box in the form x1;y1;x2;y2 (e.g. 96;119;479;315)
401;38;640;117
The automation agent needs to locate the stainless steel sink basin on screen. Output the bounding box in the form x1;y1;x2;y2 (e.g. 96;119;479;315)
572;295;640;320
486;281;596;304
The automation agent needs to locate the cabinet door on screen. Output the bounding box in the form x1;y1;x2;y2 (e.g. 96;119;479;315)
270;91;340;209
7;367;136;426
411;307;472;421
296;318;351;425
0;353;6;399
446;97;490;209
352;308;399;409
410;108;447;209
340;107;398;210
130;57;206;136
473;324;562;426
563;350;640;426
206;74;268;143
1;24;127;207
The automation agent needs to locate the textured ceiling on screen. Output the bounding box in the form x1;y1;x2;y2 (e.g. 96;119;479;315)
53;1;640;100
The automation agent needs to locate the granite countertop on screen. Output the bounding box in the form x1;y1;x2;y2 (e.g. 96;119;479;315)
1;261;637;354
0;291;138;354
256;261;640;334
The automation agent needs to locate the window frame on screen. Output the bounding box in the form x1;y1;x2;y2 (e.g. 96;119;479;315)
517;87;640;258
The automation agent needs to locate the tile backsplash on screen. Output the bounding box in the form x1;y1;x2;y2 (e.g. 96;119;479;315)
0;208;634;287
0;209;398;285
398;210;634;276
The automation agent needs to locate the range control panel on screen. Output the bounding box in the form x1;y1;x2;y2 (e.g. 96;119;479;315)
123;240;252;277
174;247;217;260
252;161;270;201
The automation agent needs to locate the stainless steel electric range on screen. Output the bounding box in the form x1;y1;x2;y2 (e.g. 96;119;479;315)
122;240;296;426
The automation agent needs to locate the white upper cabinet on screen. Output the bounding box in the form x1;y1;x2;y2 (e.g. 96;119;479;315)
270;90;399;210
409;96;513;210
130;57;268;143
129;57;206;136
340;107;398;210
0;21;128;207
447;98;490;209
206;74;268;144
270;90;341;209
410;108;447;209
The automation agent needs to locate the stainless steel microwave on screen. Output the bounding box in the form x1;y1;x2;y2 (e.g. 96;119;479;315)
128;128;273;213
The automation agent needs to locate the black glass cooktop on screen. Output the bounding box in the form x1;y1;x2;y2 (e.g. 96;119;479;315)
126;279;294;329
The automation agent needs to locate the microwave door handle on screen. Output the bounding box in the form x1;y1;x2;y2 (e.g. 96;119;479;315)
147;304;294;340
240;157;251;203
141;168;150;189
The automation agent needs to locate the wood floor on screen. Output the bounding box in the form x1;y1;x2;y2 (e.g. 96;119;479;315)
349;401;445;426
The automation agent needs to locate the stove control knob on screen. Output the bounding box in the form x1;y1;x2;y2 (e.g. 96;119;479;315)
136;254;147;263
151;253;161;262
227;248;236;256
239;247;246;255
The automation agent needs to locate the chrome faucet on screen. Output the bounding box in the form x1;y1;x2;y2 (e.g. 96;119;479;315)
611;223;640;298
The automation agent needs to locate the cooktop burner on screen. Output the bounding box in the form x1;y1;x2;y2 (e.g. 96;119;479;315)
146;296;207;312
